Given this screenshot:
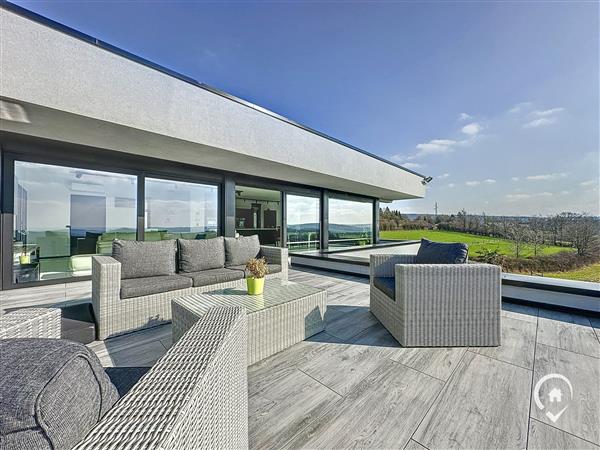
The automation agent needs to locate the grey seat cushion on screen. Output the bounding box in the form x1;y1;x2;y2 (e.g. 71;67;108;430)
178;237;225;272
373;277;395;300
415;238;468;264
0;338;119;450
179;268;244;288
224;235;260;267
113;239;177;279
120;274;192;299
227;264;282;278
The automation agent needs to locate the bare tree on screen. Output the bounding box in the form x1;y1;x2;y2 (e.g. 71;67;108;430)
506;222;528;258
567;213;599;256
528;216;546;257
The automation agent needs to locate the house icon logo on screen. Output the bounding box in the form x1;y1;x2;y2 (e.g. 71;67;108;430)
534;374;573;423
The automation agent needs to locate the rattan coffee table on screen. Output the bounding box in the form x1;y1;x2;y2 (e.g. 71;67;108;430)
172;279;327;365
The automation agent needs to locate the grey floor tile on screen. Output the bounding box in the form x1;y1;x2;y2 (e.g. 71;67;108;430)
589;317;600;343
405;440;428;450
531;344;600;444
389;346;467;382
471;315;537;369
537;310;600;358
283;359;443;450
324;304;379;341
502;302;539;323
297;341;388;396
528;418;599;450
414;352;531;450
249;368;341;450
103;340;167;367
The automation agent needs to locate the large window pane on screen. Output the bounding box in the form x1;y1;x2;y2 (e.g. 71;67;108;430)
235;186;281;245
286;194;320;251
144;178;218;240
328;197;373;249
13;161;137;283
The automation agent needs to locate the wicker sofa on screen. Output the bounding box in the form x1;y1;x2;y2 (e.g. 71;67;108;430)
93;236;288;339
0;306;248;450
370;254;501;347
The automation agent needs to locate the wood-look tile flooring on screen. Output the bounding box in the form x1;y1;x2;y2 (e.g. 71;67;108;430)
7;268;599;449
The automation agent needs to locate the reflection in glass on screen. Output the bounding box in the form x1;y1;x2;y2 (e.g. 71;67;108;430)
328;197;373;249
286;194;320;251
144;178;218;240
13;161;137;283
235;186;281;245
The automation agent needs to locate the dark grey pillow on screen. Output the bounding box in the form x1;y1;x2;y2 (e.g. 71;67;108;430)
0;338;119;450
178;237;225;272
112;239;176;279
224;235;260;267
415;238;468;264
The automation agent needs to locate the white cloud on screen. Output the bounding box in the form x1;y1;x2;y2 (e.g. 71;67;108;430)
483;179;496;184
530;107;564;117
403;162;422;169
458;112;473;121
461;122;482;136
560;190;570;195
580;179;597;186
508;102;533;113
447;183;456;188
526;172;568;181
511;177;520;181
505;192;553;202
523;117;558;128
438;173;450;179
465;181;481;186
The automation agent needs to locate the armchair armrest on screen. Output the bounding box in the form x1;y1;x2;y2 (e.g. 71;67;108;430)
260;245;289;280
92;256;121;340
370;253;417;278
0;307;61;339
76;306;248;450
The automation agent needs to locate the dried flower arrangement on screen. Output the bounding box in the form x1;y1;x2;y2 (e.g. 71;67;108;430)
245;257;269;279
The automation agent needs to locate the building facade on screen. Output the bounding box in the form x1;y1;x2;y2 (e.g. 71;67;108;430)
0;3;427;291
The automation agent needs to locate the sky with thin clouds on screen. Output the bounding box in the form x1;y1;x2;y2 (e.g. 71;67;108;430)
14;0;599;217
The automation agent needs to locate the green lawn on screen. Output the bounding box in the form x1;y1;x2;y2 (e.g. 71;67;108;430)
380;229;572;258
545;264;600;283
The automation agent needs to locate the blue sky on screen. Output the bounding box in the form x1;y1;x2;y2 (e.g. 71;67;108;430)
14;1;599;216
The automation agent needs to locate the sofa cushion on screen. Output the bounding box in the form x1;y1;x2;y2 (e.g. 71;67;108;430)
373;277;396;300
0;338;119;450
415;238;468;264
112;239;177;279
179;268;244;287
178;237;225;272
227;264;281;278
120;274;192;299
224;235;260;267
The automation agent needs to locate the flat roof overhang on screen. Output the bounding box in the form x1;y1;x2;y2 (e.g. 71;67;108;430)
0;5;426;201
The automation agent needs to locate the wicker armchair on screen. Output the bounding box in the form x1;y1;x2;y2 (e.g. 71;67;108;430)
0;307;61;339
1;306;249;450
370;254;501;347
93;245;287;339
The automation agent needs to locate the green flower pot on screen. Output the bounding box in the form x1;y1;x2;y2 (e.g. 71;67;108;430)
247;277;265;295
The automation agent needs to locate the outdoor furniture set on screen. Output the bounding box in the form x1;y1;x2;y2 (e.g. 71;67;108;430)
0;236;501;449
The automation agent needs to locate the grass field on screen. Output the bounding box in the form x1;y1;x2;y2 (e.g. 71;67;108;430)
380;229;572;258
545;264;600;283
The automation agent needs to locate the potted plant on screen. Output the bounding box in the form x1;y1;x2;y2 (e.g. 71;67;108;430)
245;257;269;295
19;246;30;265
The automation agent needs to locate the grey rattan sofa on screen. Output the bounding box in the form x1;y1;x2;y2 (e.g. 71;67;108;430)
93;237;287;339
0;306;249;450
370;254;501;347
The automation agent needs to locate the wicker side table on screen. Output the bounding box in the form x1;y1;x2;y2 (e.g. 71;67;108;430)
172;279;327;365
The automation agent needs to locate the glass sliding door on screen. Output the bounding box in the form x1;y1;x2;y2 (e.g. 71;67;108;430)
328;197;374;249
235;186;281;245
286;194;320;251
13;161;137;283
144;178;218;240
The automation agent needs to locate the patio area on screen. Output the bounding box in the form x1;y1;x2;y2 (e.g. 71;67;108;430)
85;267;600;450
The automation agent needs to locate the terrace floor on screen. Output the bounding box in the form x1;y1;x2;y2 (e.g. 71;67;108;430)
80;268;600;448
